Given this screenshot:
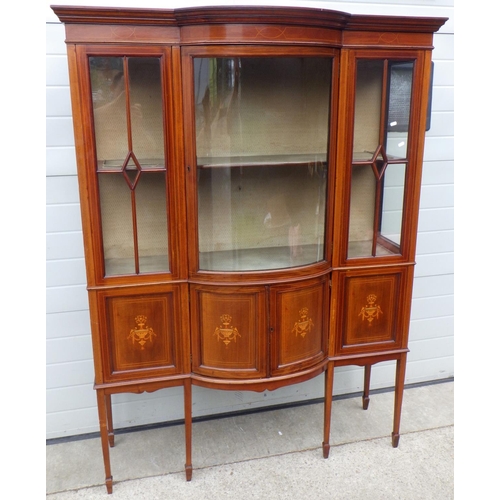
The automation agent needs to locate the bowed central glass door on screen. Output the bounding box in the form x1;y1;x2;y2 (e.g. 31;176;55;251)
193;56;332;272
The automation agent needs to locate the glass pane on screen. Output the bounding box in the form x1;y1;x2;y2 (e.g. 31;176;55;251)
90;57;128;169
194;57;331;271
90;56;165;170
352;60;384;161
91;56;170;276
379;164;406;253
348;164;375;258
136;172;169;272
348;59;413;259
98;172;170;275
128;58;165;168
386;62;414;159
99;174;135;275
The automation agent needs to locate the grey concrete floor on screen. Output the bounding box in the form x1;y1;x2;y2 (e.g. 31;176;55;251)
46;381;453;499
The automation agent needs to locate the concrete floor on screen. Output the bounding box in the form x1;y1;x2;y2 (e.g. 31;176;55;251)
46;380;453;499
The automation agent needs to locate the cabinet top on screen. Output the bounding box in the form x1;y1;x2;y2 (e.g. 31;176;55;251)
51;5;447;33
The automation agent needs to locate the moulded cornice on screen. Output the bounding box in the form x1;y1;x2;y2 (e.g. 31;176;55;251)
50;5;447;33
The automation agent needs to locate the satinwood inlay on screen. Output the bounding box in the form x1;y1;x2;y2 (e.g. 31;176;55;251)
214;314;241;346
358;294;383;326
292;307;314;338
128;315;156;349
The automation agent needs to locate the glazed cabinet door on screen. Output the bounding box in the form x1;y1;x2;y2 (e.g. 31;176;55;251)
331;267;412;357
190;285;267;379
335;49;431;266
94;284;189;383
74;45;186;284
182;46;336;279
270;276;329;376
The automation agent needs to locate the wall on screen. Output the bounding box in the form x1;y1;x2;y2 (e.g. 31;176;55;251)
46;0;454;439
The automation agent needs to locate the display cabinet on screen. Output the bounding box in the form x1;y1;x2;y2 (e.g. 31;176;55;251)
52;4;446;493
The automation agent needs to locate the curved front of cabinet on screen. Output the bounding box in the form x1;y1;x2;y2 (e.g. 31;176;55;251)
190;275;330;385
190;285;268;379
270;275;329;376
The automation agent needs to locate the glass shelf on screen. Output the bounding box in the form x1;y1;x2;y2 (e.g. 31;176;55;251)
347;241;396;259
352;151;403;163
98;159;166;171
104;255;170;276
199;244;324;272
198;154;327;169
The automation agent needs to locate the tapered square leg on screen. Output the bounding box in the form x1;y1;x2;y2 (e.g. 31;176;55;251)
184;379;193;481
105;394;115;447
392;353;407;448
363;364;372;410
322;362;334;459
96;390;113;494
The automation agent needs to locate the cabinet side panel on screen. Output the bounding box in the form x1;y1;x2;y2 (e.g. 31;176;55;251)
334;268;410;357
344;275;399;345
97;286;186;382
108;295;174;371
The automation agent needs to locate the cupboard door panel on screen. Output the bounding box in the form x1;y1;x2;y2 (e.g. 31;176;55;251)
191;286;267;379
98;285;186;382
335;269;408;356
270;276;329;375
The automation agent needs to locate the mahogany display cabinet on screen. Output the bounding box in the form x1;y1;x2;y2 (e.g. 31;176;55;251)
52;4;447;493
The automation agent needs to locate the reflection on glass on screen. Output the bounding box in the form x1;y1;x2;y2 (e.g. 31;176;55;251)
386;62;414;159
380;164;406;247
348;59;414;259
90;56;169;275
194;57;332;271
